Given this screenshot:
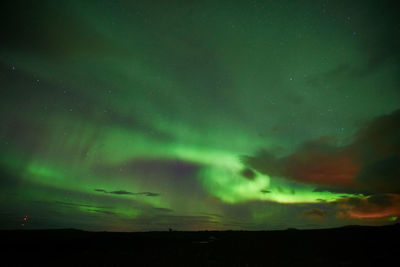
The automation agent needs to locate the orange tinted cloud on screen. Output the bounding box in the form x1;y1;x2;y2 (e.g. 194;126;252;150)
285;150;360;187
336;194;400;220
244;109;400;194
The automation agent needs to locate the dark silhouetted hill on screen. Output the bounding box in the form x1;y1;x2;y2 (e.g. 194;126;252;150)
1;224;399;266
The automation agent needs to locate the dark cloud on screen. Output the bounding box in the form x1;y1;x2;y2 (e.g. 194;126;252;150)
302;208;327;221
307;0;400;87
241;168;255;180
92;210;116;216
142;192;160;197
153;207;174;213
313;186;365;195
94;189;107;193
95;158;207;199
355;154;400;193
54;201;111;209
109;190;134;195
307;50;399;87
244;109;400;195
356;1;400;78
334;194;400;220
243;137;359;188
94;189;159;197
351;110;400;194
307;63;352;87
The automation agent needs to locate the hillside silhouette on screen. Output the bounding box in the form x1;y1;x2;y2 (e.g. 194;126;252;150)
2;224;399;266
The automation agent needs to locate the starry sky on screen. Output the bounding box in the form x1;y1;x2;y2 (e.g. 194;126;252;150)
1;0;399;231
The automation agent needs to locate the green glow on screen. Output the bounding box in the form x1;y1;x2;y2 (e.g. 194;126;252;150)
1;0;399;230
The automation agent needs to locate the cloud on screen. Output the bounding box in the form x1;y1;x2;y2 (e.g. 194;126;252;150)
355;154;400;194
334;194;400;220
153;207;174;213
302;208;327;221
109;190;134;195
142;192;159;197
92;210;116;216
94;189;107;193
307;2;400;87
94;189;159;197
243;109;400;194
243;137;360;188
241;168;256;180
356;2;400;79
55;201;103;209
95;158;207;199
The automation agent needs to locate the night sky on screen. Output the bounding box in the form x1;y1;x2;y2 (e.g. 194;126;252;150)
1;0;399;231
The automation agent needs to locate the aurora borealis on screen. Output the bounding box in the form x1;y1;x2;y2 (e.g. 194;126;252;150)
1;0;399;231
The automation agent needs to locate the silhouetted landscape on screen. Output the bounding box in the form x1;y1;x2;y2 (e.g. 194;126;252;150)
2;224;399;266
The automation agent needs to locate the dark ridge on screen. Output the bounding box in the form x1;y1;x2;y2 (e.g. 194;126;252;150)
3;223;400;233
1;224;399;266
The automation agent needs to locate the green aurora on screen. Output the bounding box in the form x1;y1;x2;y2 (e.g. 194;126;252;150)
1;0;399;231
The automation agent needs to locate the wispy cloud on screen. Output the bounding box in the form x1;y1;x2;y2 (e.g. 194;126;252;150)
94;189;159;197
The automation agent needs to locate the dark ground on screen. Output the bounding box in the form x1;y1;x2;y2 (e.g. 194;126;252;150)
1;224;399;266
